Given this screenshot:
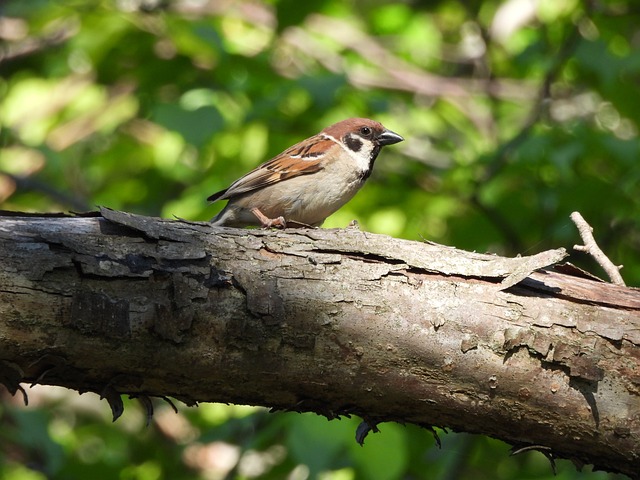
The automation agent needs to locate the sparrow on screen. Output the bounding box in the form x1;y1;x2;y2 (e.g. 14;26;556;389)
208;117;403;228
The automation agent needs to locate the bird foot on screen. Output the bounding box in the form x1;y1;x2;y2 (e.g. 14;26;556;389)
251;208;287;229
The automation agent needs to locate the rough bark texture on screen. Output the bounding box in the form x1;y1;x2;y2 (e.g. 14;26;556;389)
0;209;639;476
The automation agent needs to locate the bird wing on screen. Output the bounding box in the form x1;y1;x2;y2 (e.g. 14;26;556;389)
207;134;334;202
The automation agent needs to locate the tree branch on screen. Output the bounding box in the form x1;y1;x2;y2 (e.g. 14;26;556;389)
0;19;78;64
279;15;537;101
0;209;639;477
570;211;625;286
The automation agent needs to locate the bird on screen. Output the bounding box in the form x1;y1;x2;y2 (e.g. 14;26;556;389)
208;117;404;228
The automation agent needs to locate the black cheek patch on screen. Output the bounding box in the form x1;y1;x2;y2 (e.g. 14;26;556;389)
344;134;363;153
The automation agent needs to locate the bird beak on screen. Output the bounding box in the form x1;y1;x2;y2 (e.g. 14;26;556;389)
377;129;404;146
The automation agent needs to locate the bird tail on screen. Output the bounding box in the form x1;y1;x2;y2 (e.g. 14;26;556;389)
207;188;228;203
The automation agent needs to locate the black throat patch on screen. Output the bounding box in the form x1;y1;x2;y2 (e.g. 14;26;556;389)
344;134;363;153
355;145;382;182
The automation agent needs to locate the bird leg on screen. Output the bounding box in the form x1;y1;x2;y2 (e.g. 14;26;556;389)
251;207;287;229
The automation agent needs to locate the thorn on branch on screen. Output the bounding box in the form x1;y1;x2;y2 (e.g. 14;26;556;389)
425;425;443;449
570;212;625;286
161;396;179;414
355;419;380;446
16;384;29;406
100;384;124;422
0;360;29;405
511;444;557;475
132;395;154;427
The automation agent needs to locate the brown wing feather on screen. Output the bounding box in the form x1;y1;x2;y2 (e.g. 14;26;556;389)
208;134;334;202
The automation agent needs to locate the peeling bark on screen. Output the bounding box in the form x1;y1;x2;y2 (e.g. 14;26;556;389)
0;208;639;477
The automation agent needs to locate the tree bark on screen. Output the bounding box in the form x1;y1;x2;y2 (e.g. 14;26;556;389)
0;208;639;477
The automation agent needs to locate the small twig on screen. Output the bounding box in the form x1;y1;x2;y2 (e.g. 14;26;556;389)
481;11;586;184
0;20;78;64
467;9;587;248
281;15;537;102
570;211;625;286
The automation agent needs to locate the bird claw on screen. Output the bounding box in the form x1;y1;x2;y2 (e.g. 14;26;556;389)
263;216;287;229
251;208;287;229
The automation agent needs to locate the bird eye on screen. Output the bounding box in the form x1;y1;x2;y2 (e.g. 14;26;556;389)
359;126;372;137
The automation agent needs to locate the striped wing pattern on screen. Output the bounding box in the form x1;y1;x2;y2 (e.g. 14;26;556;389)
207;134;334;202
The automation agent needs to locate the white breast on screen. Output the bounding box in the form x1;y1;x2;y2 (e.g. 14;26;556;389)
273;161;367;225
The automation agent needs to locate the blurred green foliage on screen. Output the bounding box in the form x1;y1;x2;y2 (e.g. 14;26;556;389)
0;0;637;478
